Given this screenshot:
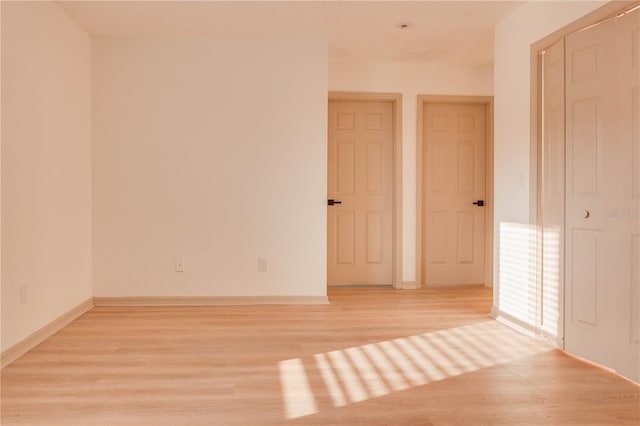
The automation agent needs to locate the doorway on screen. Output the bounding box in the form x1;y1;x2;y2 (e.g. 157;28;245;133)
327;93;403;287
417;96;494;287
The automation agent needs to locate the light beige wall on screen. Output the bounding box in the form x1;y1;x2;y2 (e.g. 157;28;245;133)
92;38;328;297
0;0;3;351
1;1;92;351
330;59;494;283
493;1;606;324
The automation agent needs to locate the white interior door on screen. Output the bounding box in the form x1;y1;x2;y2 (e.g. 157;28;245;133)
327;100;393;286
422;103;486;286
564;9;639;382
615;7;640;383
541;39;565;342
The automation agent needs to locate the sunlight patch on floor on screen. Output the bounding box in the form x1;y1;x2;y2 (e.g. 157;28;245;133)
279;358;317;419
327;349;368;403
279;320;552;419
313;353;347;407
344;346;389;397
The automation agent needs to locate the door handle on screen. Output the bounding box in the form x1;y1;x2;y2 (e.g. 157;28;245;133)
473;200;485;207
328;199;342;206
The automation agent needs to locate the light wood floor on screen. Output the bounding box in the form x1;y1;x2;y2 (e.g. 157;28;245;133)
1;286;638;425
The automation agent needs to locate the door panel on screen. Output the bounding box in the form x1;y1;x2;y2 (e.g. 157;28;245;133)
570;229;599;326
614;8;640;382
456;212;475;264
631;234;639;345
564;9;639;382
565;15;616;374
422;103;486;285
541;39;565;341
336;141;355;194
366;211;383;264
328;100;393;285
366;141;384;193
427;212;448;264
570;98;600;196
633;87;640;198
336;211;355;265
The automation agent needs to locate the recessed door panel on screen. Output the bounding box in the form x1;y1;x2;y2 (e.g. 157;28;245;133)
457;212;475;264
427;212;448;264
457;142;475;193
571;230;598;326
336;211;355;265
632;29;639;69
633;87;639;199
571;98;600;196
571;44;601;83
631;235;639;345
431;142;449;193
366;141;384;194
336;141;355;194
366;211;383;264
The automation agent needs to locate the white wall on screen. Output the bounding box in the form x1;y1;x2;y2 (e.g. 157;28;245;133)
92;38;328;297
0;0;3;353
1;1;92;351
493;1;605;325
330;59;494;282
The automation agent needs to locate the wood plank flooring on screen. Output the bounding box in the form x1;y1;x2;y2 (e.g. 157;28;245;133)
1;286;638;425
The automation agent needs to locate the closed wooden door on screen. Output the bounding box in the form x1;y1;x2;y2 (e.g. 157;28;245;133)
327;100;393;286
422;103;487;285
564;9;639;382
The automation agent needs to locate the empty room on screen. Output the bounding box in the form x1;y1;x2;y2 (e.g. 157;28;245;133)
1;1;639;425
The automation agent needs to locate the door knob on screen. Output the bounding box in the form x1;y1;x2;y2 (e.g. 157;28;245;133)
473;200;485;207
328;199;342;206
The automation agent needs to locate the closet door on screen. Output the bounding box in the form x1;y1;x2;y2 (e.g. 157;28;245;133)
541;39;565;343
564;9;639;382
612;8;639;382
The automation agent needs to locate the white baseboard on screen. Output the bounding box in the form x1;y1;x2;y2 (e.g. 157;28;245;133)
424;282;487;288
1;298;94;369
490;306;538;338
401;281;419;289
93;295;330;306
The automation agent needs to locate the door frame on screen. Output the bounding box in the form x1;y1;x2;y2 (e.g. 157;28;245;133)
327;92;403;288
416;95;494;288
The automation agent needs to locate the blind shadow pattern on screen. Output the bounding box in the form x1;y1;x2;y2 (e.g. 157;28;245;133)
279;320;552;419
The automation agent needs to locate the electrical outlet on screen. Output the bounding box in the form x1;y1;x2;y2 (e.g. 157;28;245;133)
175;258;185;272
258;258;268;272
19;284;28;304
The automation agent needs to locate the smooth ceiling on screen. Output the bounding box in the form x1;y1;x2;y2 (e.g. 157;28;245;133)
57;1;525;66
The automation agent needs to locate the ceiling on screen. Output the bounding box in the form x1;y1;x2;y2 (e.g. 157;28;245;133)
57;1;525;66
